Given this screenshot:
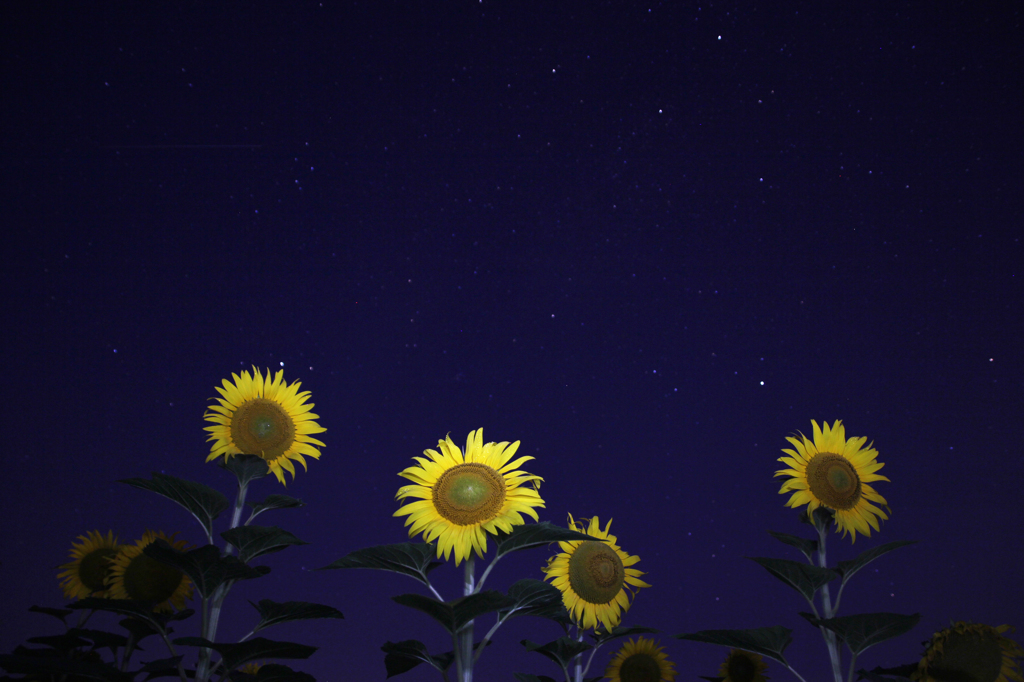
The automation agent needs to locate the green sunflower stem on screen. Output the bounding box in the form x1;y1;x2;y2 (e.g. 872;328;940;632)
457;556;476;682
813;511;843;682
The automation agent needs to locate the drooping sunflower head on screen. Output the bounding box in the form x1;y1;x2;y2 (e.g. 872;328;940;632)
394;428;545;565
717;649;770;682
913;621;1023;682
605;636;676;682
774;419;890;542
106;530;194;612
204;366;326;486
57;530;122;599
543;514;650;632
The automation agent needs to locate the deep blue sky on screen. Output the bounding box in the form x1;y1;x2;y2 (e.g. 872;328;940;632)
2;2;1021;681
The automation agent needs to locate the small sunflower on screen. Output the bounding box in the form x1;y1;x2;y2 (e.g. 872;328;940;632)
717;649;770;682
394;428;545;565
57;530;122;599
774;419;890;542
605;636;676;682
543;514;650;632
204;366;326;485
106;531;194;612
913;621;1023;682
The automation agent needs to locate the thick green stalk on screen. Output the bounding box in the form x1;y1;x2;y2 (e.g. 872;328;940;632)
457;556;476;682
814;515;843;682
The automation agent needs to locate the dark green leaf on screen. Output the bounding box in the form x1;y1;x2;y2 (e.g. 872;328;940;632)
144;540;269;598
250;600;344;633
513;675;559;682
118;616;160;644
68;628;129;652
836;541;917;584
250;494;305;520
137;655;183;674
748;557;838;604
247;663;316;682
220;454;270;486
119;473;229;538
380;640;454;677
393;592;516;635
676;626;794;667
801;612;920;656
317;542;442;586
70;598;176;633
498;580;565;622
767;531;818;561
521;637;593;669
494;522;597;559
0;652;133;682
26;633;92;651
172;637;316;671
221;526;308;564
858;663;918;681
29;605;72;623
591;626;659;646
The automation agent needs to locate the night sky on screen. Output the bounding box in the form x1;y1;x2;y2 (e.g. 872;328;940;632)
2;2;1021;681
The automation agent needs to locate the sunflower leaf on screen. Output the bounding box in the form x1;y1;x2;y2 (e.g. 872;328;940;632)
767;531;818;561
248;663;317;682
493;522;597;559
799;612;920;656
591;625;659;646
835;541;917;585
317;542;442;586
249;600;344;633
29;606;73;623
69;598;178;633
172;636;317;671
0;652;134;682
219;454;270;487
119;473;229;539
497;579;566;622
144;540;269;599
521;637;593;669
67;628;129;653
393;592;516;635
249;494;305;522
857;663;918;681
675;626;794;667
513;675;559;682
380;640;455;676
748;557;838;605
220;526;308;564
137;655;184;675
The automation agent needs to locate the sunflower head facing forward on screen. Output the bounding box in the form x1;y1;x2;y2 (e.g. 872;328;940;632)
605;636;676;682
718;648;770;682
913;621;1023;682
57;530;122;599
106;530;194;612
775;419;890;542
394;428;545;565
543;514;650;632
204;366;326;485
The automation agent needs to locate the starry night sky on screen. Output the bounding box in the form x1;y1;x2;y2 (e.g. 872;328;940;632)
2;2;1021;681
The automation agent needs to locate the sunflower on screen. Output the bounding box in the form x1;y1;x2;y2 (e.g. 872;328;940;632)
717;649;770;682
605;636;676;682
543;514;650;632
106;531;194;612
394;429;544;565
57;530;122;599
913;621;1023;682
774;419;890;542
204;366;326;485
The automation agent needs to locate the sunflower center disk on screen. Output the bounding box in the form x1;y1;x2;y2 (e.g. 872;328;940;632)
931;632;1004;682
433;463;506;526
123;553;184;604
230;398;296;461
568;540;625;605
80;549;120;592
619;653;662;682
805;453;862;510
728;654;758;680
